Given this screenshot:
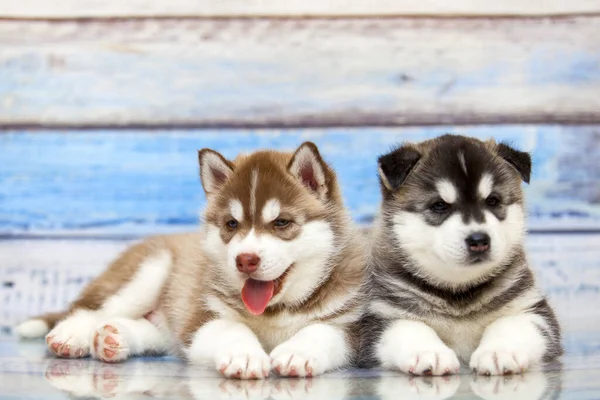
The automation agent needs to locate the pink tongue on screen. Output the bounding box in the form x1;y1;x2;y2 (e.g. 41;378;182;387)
242;279;275;315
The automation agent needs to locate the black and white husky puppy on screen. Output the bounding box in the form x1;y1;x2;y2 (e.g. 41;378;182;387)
359;134;562;376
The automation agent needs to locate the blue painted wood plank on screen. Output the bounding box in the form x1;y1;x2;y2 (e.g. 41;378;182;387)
1;18;599;127
0;126;599;235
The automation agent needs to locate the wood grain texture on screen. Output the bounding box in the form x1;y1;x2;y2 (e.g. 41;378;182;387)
2;0;600;19
1;126;599;235
1;17;599;127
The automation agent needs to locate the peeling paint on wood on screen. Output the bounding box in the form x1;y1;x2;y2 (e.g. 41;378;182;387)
2;0;600;19
0;17;599;127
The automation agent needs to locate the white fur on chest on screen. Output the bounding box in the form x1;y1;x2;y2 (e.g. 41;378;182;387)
205;295;318;353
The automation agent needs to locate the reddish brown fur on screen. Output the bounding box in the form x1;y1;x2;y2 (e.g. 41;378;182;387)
32;144;367;364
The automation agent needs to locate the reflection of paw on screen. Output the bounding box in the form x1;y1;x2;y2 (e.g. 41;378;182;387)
270;378;350;400
469;348;530;375
216;379;271;398
270;340;326;377
92;323;130;363
470;372;550;400
91;366;121;398
394;348;460;376
216;351;270;380
378;375;461;400
45;316;94;358
44;360;95;397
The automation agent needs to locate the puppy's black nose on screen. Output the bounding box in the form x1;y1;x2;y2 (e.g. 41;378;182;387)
466;232;490;253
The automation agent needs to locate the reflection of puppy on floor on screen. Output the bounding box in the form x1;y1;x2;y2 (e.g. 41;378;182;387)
375;375;461;400
188;377;350;400
470;371;560;400
44;359;190;399
44;359;351;400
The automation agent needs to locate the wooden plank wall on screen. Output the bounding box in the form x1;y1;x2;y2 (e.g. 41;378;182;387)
1;17;600;128
1;1;599;235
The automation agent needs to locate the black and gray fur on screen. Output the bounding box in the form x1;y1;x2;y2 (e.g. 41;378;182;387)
359;134;562;370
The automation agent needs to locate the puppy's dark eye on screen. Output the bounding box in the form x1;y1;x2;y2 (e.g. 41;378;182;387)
274;218;291;228
430;201;450;213
486;195;501;207
226;219;238;229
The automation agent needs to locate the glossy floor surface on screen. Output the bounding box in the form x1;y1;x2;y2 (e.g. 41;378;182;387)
1;337;599;399
1;233;600;399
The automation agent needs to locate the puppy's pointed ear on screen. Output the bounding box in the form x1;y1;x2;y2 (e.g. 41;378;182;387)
288;142;331;200
378;144;421;192
497;142;532;184
198;149;234;195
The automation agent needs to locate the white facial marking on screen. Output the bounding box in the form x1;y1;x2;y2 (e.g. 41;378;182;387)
436;180;458;204
478;173;494;199
458;151;467;175
250;169;258;218
222;222;334;305
229;199;244;222
392;204;525;287
261;198;281;223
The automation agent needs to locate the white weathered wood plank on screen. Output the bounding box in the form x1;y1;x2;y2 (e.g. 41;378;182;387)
1;17;599;127
2;0;600;19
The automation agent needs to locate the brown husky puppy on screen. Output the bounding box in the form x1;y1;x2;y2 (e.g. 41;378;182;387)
17;142;367;379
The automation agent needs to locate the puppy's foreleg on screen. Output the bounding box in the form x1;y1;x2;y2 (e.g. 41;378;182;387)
46;249;171;358
470;310;559;375
186;319;270;380
270;323;350;377
377;320;460;376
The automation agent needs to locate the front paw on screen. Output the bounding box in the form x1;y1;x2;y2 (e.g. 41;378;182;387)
469;347;531;375
393;347;460;376
216;350;270;380
270;342;327;377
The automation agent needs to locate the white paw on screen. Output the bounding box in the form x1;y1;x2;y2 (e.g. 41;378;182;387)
393;347;460;376
216;350;270;380
45;313;96;358
270;341;328;377
92;323;130;363
470;347;532;375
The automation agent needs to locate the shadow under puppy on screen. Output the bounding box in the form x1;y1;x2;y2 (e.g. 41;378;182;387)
359;134;562;376
17;142;366;379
